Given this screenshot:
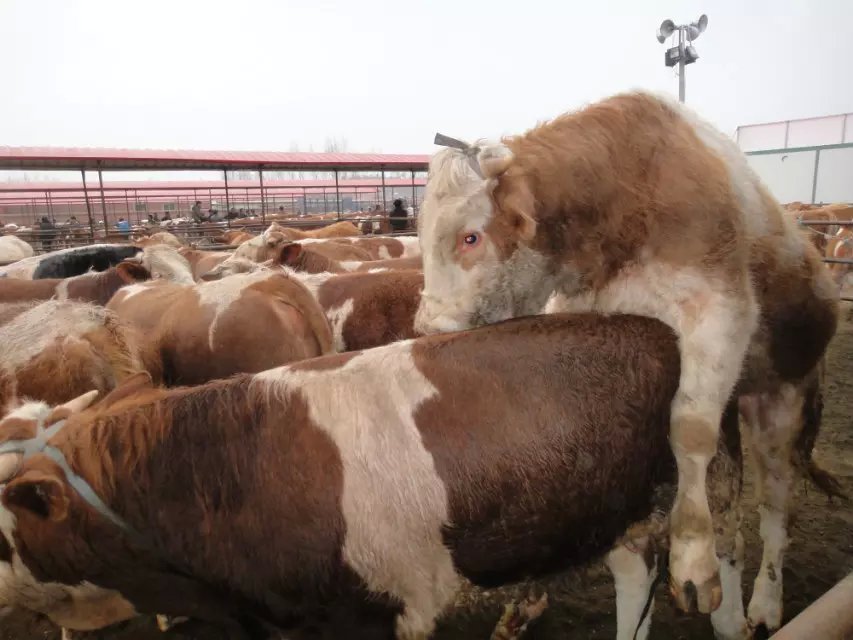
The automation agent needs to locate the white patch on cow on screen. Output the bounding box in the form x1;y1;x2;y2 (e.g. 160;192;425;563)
377;246;392;260
324;298;355;352
395;236;421;258
0;505;136;629
113;282;157;302
54;277;71;301
339;261;360;272
0;301;108;372
675;98;771;239
711;532;749;640
366;268;388;273
253;343;460;637
605;541;655;640
140;246;194;285
281;268;335;298
196;270;273;349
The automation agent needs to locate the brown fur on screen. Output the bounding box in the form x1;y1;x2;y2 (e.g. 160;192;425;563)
276;244;421;275
0;262;150;305
267;220;361;240
214;229;257;245
0;313;682;637
316;270;424;350
107;273;333;386
327;237;410;260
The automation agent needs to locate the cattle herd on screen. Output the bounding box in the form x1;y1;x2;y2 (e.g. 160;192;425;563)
0;91;849;640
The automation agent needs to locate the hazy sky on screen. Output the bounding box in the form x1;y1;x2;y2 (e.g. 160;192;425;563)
1;0;851;158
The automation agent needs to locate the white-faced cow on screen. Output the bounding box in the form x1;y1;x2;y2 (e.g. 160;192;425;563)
414;91;839;632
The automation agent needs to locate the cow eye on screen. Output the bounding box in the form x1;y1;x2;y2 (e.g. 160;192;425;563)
462;233;480;248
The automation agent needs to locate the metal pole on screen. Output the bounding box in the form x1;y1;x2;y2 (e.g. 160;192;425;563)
411;170;416;216
223;169;231;217
259;167;266;224
334;170;341;220
381;169;387;211
81;169;95;242
303;187;308;217
678;27;686;103
125;190;132;224
323;189;327;214
811;149;821;204
45;191;52;221
97;165;109;234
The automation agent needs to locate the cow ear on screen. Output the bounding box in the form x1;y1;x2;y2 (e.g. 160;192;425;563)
265;232;286;249
56;390;99;416
275;243;303;266
3;468;70;522
98;372;153;409
116;260;151;284
476;143;514;179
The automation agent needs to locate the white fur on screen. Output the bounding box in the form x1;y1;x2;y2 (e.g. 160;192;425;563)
0;301;108;372
323;299;355;352
605;541;655;640
394;236;421;258
740;385;801;632
0;236;34;264
140;246;194;285
711;532;749;640
253;343;461;638
377;246;392;260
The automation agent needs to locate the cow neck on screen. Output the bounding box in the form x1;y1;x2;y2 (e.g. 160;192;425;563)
0;415;143;542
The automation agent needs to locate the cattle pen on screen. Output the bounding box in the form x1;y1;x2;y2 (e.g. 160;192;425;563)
0;146;429;252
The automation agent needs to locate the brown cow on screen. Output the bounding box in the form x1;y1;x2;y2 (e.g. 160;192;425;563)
0;313;720;639
415;92;839;630
266;220;360;239
0;261;150;305
275;244;421;275
107;270;334;385
213;229;257;245
292;269;424;352
324;236;421;260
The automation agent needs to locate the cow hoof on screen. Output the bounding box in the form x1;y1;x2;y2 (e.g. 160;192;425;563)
747;580;782;633
669;574;722;614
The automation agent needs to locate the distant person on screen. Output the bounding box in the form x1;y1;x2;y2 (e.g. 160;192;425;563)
116;217;131;237
191;200;204;223
161;211;172;222
147;213;159;224
68;215;80;226
39;216;56;251
389;199;408;232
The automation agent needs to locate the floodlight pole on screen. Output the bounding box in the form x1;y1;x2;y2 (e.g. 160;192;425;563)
678;27;686;103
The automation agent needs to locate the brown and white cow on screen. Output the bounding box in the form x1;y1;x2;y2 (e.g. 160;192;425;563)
0;313;700;639
325;236;421;260
265;219;361;239
0;300;147;413
107;270;334;385
291;269;424;352
0;261;150;305
414;92;839;629
133;231;184;249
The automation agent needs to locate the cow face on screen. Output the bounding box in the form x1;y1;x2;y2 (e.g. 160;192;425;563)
414;144;553;335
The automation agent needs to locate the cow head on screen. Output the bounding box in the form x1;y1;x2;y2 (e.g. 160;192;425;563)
414;142;554;335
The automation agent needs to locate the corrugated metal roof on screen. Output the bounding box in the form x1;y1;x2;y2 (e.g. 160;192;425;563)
0;147;430;171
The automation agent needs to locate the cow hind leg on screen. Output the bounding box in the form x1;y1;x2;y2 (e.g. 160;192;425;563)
709;402;749;640
605;538;657;640
740;385;804;634
668;296;757;614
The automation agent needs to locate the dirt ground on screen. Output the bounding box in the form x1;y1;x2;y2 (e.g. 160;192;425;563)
3;310;852;640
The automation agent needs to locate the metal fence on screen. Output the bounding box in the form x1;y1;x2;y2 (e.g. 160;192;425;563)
795;218;853;302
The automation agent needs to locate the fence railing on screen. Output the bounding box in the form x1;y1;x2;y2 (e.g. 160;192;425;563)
796;218;853;302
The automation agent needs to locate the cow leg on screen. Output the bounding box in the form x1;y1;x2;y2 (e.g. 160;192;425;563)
668;296;756;614
708;402;748;640
605;538;656;640
740;385;802;633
